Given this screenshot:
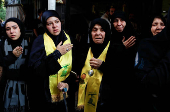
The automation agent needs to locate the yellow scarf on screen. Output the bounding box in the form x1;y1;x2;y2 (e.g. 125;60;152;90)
43;32;72;102
77;41;110;112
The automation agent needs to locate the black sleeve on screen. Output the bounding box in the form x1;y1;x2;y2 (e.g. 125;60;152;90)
33;49;62;78
3;52;18;66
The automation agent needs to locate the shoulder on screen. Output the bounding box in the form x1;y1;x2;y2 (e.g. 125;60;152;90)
31;35;45;52
33;35;44;45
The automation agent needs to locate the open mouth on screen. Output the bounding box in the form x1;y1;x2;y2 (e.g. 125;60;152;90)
95;37;102;40
95;37;102;39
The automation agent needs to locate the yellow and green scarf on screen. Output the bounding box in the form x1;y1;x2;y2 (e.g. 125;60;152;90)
43;32;72;102
77;41;110;112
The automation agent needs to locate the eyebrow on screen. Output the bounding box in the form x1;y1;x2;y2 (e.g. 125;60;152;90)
92;27;102;30
6;25;18;28
46;18;59;23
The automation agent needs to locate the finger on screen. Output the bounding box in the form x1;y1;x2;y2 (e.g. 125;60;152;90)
18;48;23;52
127;42;136;49
129;36;136;42
90;60;98;65
127;36;135;42
66;44;73;49
90;62;98;68
14;47;18;52
90;64;98;69
63;43;70;48
57;82;64;90
90;57;96;61
57;41;62;47
127;39;136;46
126;36;133;42
128;39;136;45
19;47;23;51
129;42;136;47
122;36;125;42
67;45;73;51
127;37;136;44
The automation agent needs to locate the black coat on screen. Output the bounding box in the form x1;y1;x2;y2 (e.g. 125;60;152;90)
28;33;77;112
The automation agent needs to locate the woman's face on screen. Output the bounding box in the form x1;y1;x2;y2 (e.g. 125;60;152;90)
91;24;105;44
46;17;61;36
113;18;126;32
151;18;165;36
5;22;21;40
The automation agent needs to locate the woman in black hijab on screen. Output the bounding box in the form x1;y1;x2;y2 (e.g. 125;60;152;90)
76;18;111;112
134;8;170;112
28;10;76;112
0;17;30;112
110;10;138;74
107;11;140;112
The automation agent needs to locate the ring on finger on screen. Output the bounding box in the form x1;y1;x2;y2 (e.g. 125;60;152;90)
66;48;69;51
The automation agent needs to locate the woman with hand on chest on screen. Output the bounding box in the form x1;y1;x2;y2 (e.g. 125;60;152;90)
28;10;76;112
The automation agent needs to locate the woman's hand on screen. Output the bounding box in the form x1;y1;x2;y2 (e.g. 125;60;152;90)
122;36;136;49
56;41;73;55
13;46;23;57
90;57;103;69
57;82;69;92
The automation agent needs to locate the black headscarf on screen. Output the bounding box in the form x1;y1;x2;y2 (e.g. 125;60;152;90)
111;11;136;44
89;18;111;58
4;18;25;49
41;10;66;46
